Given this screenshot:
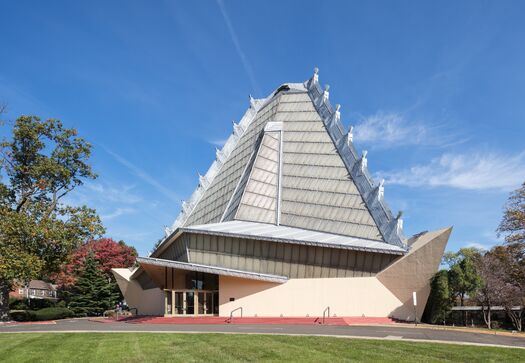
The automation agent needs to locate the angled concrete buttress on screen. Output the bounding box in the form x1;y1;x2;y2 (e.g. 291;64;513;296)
376;227;452;321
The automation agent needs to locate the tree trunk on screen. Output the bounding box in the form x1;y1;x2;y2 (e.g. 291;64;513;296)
506;308;523;332
0;280;10;322
482;305;491;329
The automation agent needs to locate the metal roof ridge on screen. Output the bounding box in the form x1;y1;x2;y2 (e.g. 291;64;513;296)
304;68;406;249
163;96;271;238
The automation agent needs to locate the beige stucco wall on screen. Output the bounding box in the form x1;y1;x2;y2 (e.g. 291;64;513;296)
112;268;164;316
218;228;451;321
219;275;412;319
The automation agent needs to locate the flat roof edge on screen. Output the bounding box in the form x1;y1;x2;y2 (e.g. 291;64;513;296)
179;227;406;255
137;257;288;284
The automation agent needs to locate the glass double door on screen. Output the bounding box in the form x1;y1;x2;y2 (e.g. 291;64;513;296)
166;290;218;316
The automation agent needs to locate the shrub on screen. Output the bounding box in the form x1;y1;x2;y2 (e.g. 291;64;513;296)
9;297;28;310
28;307;75;321
9;310;31;322
28;298;56;310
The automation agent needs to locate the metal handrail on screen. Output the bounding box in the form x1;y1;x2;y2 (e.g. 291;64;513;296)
322;306;330;324
129;307;138;316
228;307;243;322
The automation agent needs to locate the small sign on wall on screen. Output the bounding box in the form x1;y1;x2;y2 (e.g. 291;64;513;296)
412;291;417;306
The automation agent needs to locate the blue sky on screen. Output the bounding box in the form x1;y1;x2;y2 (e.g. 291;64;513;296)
1;1;524;256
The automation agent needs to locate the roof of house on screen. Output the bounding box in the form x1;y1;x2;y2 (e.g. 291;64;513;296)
154;69;407;257
28;280;55;290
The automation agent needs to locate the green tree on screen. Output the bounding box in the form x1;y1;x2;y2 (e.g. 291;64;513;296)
443;248;482;326
0;116;104;321
443;248;482;307
423;270;451;324
498;181;525;247
69;253;118;316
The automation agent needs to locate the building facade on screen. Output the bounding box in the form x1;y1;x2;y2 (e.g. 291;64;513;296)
113;70;451;321
10;280;58;301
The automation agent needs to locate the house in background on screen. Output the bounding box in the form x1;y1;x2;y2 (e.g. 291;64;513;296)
10;280;58;301
113;69;451;320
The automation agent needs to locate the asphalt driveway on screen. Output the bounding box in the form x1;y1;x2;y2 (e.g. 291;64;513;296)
1;319;524;349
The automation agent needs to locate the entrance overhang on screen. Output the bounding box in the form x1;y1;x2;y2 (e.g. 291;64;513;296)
137;256;288;284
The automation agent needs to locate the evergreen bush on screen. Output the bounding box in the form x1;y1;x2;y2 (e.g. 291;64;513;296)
28;307;74;321
68;252;118;316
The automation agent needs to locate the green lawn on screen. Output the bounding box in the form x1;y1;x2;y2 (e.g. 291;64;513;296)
0;333;521;363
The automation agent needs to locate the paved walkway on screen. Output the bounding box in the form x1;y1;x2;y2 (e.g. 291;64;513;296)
1;318;524;348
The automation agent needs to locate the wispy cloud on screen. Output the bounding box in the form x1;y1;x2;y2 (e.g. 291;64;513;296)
216;0;261;95
208;137;229;147
104;147;181;203
101;207;136;220
464;241;492;251
353;111;466;149
380;151;525;191
85;183;142;204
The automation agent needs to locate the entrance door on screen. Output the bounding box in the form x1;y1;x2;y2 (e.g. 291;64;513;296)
165;290;218;316
174;291;184;315
186;291;195;315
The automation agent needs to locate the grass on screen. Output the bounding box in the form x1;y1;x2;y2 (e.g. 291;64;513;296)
0;333;522;363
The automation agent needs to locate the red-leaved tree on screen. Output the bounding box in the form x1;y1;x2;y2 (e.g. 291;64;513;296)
52;238;137;288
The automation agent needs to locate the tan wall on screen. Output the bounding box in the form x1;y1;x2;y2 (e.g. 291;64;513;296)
218;228;451;321
112;268;164;316
218;275;412;319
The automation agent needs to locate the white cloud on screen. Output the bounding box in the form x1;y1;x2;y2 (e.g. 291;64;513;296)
101;207;136;221
85;183;142;204
381;151;525;191
216;0;260;95
104;147;181;203
353;111;465;149
208;137;229;147
464;242;492;251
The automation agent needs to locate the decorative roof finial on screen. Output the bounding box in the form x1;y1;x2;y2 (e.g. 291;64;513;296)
164;227;171;237
347;126;354;144
378;179;385;200
232;120;243;136
181;200;189;213
198;173;208;187
216;148;225;163
249;94;256;109
313;67;319;83
334;104;341;123
361;150;368;171
323;84;330;102
396;211;404;233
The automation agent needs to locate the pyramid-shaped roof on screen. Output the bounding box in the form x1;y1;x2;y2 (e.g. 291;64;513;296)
164;70;406;250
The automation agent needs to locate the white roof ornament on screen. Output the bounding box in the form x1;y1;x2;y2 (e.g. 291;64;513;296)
334;104;341;124
232;121;244;137
323;85;330;102
216;148;226;163
181;200;190;214
249;95;256;109
378;179;385;201
361;150;368;172
164;226;171;237
198;173;209;188
313;67;319;83
396;211;404;234
347;126;354;144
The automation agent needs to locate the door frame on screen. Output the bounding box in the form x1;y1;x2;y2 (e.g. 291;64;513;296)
164;289;218;316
